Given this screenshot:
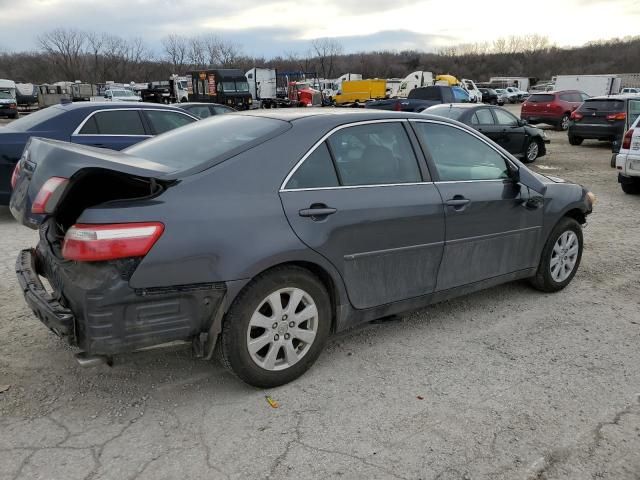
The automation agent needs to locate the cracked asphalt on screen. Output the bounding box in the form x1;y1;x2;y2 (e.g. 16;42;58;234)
1;106;640;480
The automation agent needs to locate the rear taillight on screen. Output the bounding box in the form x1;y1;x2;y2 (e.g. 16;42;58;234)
622;129;634;150
10;162;21;190
570;111;583;120
393;101;402;111
607;112;626;121
31;177;69;214
62;222;164;262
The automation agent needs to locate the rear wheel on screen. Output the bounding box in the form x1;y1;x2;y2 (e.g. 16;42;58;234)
558;114;570;131
219;266;331;388
568;134;583;146
530;217;583;292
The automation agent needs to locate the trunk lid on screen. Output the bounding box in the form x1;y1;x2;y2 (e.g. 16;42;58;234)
576;99;626;125
10;137;177;229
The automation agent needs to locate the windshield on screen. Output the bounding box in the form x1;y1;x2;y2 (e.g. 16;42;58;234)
495;89;506;94
125;115;289;173
221;82;236;92
5;105;65;131
528;94;555;103
426;106;465;120
0;91;13;100
235;80;249;92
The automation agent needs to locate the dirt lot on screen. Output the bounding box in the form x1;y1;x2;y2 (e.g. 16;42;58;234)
1;106;639;480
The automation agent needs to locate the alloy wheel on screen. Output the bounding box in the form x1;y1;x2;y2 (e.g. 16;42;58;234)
246;288;318;371
550;231;579;282
527;141;539;162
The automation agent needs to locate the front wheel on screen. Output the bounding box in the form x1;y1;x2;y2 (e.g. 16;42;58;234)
524;138;541;163
219;266;331;388
530;217;583;292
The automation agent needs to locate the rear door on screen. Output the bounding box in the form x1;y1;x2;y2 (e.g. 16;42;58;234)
471;107;501;143
411;119;544;291
280;120;445;309
142;109;197;134
71;109;151;150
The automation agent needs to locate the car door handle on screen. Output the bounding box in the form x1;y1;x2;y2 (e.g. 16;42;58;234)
299;204;337;219
445;197;471;211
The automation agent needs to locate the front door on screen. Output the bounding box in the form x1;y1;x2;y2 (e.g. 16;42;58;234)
280;121;445;309
411;120;544;291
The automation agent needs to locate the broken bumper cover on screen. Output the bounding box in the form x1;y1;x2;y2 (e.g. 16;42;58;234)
15;247;226;356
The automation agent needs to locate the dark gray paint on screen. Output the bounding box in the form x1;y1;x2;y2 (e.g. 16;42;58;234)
12;109;593;340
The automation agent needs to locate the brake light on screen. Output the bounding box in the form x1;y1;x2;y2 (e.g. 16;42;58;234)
62;222;164;262
607;112;626;121
622;129;634;150
570;111;583;120
31;177;69;214
10;162;21;189
393;101;402;111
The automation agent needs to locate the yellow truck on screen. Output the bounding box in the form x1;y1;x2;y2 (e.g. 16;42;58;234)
334;79;387;105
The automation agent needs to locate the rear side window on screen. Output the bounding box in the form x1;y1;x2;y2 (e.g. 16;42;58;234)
213;106;234;114
188;105;211;118
327;123;422;186
559;93;574;102
85;110;146;135
427;106;465;120
472;109;495;125
145;110;196;134
126;115;288;172
285;143;339;189
5;105;65;131
629;100;640;126
528;94;554;103
579;100;625;112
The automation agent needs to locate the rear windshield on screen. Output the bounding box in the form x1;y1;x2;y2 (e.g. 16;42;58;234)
579;99;625;112
125;115;289;172
527;94;555;103
5;105;66;131
408;88;440;100
426;106;465;120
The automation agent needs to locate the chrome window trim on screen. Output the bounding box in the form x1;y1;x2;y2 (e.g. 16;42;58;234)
72;107;198;136
282;181;435;193
279;119;411;192
408;118;520;174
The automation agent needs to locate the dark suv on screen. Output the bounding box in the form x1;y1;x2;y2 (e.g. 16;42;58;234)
568;95;640;148
521;90;589;130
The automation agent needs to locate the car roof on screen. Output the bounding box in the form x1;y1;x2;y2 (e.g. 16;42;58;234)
235;108;470;126
586;94;637;100
50;102;189;112
427;103;491;110
179;102;230;107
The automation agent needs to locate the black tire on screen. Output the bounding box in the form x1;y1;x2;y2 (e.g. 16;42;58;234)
621;181;640;194
9;113;18;119
523;138;542;163
530;217;583;293
557;114;570;131
568;134;583;146
219;266;331;388
490;99;497;105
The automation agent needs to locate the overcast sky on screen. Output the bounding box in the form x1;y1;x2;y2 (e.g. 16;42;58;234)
1;0;638;57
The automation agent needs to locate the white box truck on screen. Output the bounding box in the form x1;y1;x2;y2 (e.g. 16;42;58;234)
553;75;621;97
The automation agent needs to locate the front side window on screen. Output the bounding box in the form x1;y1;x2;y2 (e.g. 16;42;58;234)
285;143;339;189
494;109;518;126
213;106;234;115
326;123;422;186
87;110;145;135
413;122;509;181
187;105;211;119
628;100;640;126
145;110;196;134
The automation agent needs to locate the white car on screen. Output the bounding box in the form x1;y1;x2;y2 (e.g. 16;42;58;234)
621;87;640;96
104;89;141;102
615;115;640;194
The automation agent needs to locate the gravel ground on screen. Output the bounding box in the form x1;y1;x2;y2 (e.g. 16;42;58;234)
1;105;639;480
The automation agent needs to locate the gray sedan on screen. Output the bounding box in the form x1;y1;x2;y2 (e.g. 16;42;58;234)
11;110;594;387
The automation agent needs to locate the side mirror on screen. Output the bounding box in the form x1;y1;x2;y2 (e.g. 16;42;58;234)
518;119;527;126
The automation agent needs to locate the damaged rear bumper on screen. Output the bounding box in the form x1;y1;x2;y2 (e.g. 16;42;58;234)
15;244;226;356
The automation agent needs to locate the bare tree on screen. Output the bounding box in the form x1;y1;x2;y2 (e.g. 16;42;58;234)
161;34;188;72
216;38;243;67
38;28;87;80
311;38;343;78
188;36;207;69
